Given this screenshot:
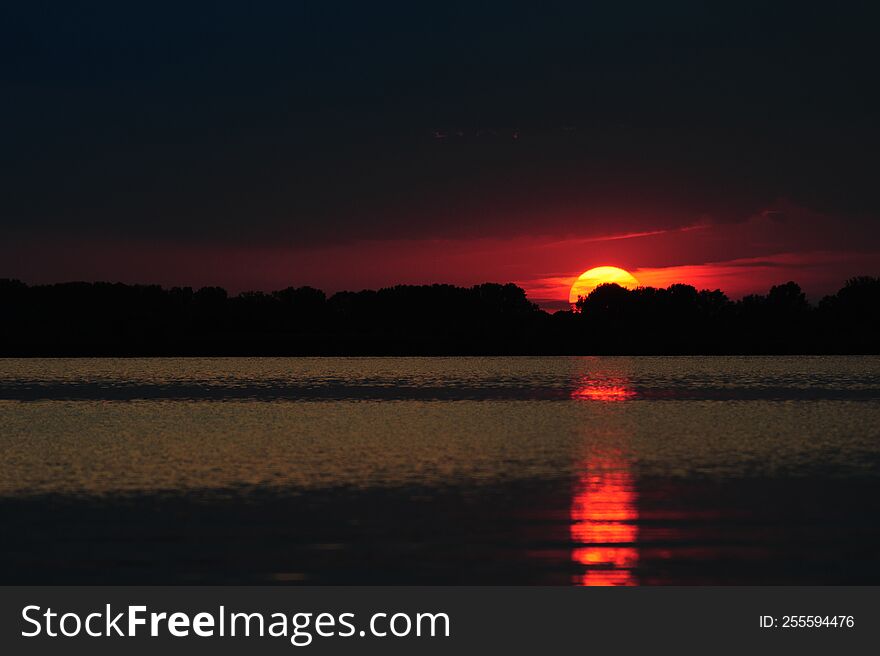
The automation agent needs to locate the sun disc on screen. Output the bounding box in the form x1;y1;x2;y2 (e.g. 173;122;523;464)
569;266;639;305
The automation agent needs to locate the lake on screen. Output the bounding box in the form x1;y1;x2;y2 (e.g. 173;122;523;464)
1;356;879;584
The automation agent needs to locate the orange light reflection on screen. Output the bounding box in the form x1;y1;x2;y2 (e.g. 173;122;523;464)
570;370;639;584
571;376;636;402
571;459;639;586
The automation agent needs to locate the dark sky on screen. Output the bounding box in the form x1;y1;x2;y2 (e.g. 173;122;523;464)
2;1;879;307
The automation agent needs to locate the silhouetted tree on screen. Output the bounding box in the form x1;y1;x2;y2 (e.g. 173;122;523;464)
817;276;880;352
1;277;878;355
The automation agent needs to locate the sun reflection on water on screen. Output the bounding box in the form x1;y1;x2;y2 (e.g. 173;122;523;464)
570;375;636;402
570;371;639;585
570;459;638;586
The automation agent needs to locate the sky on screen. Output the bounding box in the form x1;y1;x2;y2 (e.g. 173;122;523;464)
2;1;879;310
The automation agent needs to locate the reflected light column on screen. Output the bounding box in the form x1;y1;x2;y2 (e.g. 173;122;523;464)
570;373;639;586
570;460;638;586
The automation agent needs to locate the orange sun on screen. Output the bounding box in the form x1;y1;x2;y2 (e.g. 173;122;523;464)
569;266;639;305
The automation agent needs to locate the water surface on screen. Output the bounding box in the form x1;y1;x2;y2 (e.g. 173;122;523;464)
1;356;878;584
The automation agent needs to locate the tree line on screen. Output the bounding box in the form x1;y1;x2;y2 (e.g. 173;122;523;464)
0;276;877;355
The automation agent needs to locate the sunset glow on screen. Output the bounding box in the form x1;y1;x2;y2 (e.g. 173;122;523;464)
569;267;640;305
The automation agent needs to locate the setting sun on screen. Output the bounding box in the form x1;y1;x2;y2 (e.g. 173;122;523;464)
569;266;639;305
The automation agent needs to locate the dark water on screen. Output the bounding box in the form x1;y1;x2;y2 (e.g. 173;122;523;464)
1;356;879;585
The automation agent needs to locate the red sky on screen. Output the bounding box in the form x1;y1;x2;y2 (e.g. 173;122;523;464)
6;200;878;311
3;3;879;308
